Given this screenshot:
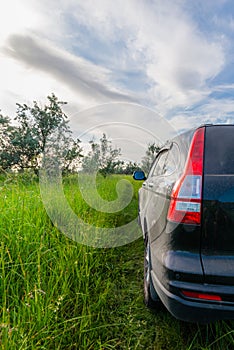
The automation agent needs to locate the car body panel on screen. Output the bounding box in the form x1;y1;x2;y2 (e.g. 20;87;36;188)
201;125;234;285
137;124;234;323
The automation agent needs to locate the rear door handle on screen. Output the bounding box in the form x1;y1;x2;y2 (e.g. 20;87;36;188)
148;182;154;188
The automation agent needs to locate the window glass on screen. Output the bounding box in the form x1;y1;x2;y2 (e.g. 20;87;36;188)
150;151;168;177
164;143;179;176
204;126;234;175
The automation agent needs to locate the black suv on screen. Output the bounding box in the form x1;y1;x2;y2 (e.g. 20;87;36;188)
134;124;234;323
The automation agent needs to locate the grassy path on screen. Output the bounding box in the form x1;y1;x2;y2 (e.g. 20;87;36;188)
0;174;234;349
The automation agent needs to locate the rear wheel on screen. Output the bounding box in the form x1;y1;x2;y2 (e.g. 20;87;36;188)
144;235;161;309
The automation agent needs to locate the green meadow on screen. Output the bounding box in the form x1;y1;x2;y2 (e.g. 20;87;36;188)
1;174;234;349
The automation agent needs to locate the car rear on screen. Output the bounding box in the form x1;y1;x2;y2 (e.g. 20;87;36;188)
149;124;234;323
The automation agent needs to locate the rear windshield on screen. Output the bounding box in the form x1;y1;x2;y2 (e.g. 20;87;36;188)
204;126;234;175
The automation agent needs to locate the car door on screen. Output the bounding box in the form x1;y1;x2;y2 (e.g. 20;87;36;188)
149;150;170;236
150;144;180;241
139;149;169;238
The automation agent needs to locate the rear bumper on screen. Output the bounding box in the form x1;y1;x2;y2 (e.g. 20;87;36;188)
151;271;234;323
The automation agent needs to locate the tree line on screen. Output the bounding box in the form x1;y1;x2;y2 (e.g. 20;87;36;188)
0;94;160;176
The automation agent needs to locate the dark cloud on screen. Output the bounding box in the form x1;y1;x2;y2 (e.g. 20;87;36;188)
3;34;136;104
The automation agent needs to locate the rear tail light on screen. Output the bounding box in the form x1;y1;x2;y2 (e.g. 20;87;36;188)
167;127;205;225
181;290;222;301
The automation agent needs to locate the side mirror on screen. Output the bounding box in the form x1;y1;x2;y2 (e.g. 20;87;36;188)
133;170;146;181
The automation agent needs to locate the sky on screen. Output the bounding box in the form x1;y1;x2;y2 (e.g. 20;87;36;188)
1;0;234;161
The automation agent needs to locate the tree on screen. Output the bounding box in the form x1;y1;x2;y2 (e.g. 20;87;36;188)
123;161;141;175
0;114;18;171
114;161;141;175
62;138;83;174
13;93;70;171
0;94;83;173
82;133;121;177
141;142;161;174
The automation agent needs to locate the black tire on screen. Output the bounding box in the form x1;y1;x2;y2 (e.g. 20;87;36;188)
144;235;161;309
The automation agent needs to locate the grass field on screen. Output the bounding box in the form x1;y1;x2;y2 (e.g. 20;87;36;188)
1;173;234;349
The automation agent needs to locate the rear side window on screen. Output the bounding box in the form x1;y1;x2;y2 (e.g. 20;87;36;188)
149;143;180;177
164;143;180;176
150;151;168;177
204;126;234;175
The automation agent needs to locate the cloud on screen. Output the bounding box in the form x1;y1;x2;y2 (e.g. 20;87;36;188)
9;0;224;111
67;102;177;162
0;1;42;42
0;0;232;141
3;34;136;107
65;0;225;111
170;97;234;132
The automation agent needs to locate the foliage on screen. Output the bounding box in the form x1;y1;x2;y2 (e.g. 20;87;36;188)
141;142;161;174
1;96;164;176
13;93;70;171
115;161;141;175
0;114;18;170
82;133;122;177
0;94;83;173
62;138;83;174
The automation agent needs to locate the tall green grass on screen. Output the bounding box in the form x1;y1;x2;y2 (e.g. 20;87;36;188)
0;173;234;349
